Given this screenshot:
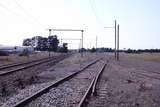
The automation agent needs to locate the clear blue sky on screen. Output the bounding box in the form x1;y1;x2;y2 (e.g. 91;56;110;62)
0;0;160;49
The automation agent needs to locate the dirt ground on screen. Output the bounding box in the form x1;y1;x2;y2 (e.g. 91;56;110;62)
0;52;59;66
121;53;160;62
1;52;160;107
88;53;160;107
0;52;99;107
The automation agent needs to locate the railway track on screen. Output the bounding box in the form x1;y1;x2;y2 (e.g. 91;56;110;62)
78;62;107;107
0;54;69;76
10;58;104;107
134;70;160;80
122;66;160;81
0;57;50;70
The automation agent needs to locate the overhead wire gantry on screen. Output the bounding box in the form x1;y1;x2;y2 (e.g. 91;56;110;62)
48;29;84;57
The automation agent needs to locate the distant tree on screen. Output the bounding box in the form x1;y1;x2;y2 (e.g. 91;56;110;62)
23;35;60;52
58;43;68;53
23;36;41;48
31;36;42;48
79;48;86;53
23;36;50;51
19;48;29;57
0;51;9;56
125;49;133;53
41;37;48;51
62;43;68;53
23;38;32;46
91;47;96;53
48;35;59;52
35;37;48;51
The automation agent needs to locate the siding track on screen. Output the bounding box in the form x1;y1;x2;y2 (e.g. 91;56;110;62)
12;58;102;107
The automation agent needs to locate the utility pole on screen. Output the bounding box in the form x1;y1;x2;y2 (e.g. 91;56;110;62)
81;30;84;57
96;36;97;54
104;20;117;60
48;29;51;57
61;38;62;45
117;24;119;60
115;20;117;60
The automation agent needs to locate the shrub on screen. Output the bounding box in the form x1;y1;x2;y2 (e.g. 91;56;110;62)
0;51;9;56
19;49;29;57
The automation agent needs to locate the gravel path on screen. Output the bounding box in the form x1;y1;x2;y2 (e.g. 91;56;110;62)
25;60;104;107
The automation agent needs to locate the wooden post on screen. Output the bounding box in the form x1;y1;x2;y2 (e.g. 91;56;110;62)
115;20;117;60
48;29;51;57
81;30;84;57
117;24;119;60
96;36;97;54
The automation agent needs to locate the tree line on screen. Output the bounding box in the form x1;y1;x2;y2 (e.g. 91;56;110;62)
125;49;160;53
83;47;160;53
23;35;68;53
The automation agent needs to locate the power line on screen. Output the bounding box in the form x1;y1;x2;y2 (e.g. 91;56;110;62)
89;0;99;23
0;1;43;28
61;38;82;40
48;29;83;32
13;0;44;27
14;0;31;17
0;3;19;16
89;0;102;26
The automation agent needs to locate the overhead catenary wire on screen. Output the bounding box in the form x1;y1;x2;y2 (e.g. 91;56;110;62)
89;0;108;49
89;0;102;26
13;0;44;28
0;1;43;28
0;3;19;16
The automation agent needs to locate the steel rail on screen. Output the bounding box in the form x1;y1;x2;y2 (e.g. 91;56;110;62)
0;54;69;76
0;58;54;76
136;72;160;80
92;63;107;95
0;57;51;70
12;58;101;107
77;62;106;107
